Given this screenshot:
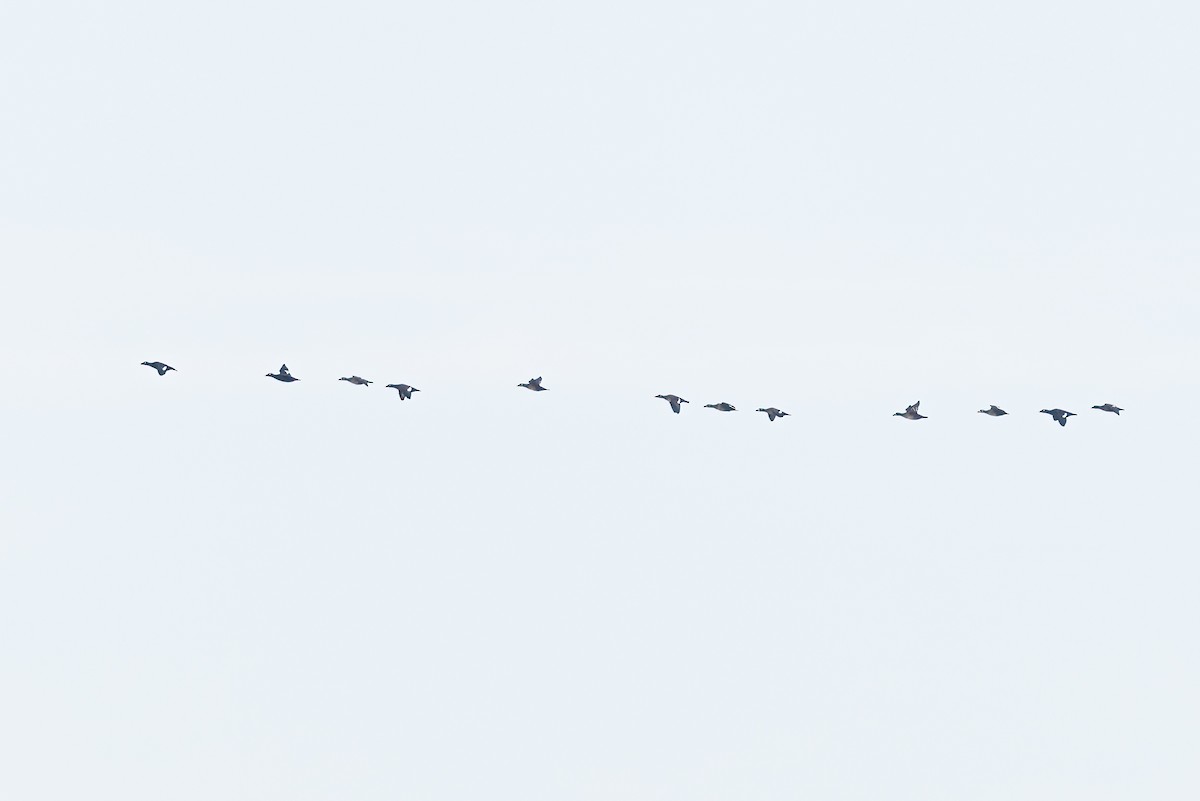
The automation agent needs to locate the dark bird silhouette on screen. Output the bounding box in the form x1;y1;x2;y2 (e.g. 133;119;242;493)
141;361;175;376
978;405;1007;416
704;402;736;412
267;364;299;382
518;376;547;391
1092;403;1123;415
655;394;689;414
339;376;372;386
756;407;789;421
894;401;926;420
386;383;420;400
1040;408;1076;427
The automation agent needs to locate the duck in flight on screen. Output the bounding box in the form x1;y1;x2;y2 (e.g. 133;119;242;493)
1040;408;1076;427
519;376;547;391
704;402;736;412
1092;403;1123;415
756;407;789;421
141;361;175;376
894;401;926;420
386;383;420;400
978;405;1007;416
339;376;372;386
267;364;299;382
655;394;689;414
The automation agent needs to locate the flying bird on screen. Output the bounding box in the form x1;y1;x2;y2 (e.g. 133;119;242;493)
655;394;689;414
1092;403;1123;415
704;402;736;412
267;364;299;382
756;407;789;421
978;405;1007;416
386;383;420;400
894;401;926;420
141;361;175;376
518;376;547;391
1040;408;1076;427
339;376;372;386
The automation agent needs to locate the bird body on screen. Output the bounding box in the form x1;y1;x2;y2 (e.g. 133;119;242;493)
519;376;547;391
978;405;1007;416
704;402;736;412
386;383;420;400
339;376;372;386
1040;408;1076;426
267;364;299;382
141;361;175;376
894;401;926;420
1092;403;1123;415
655;394;689;414
756;407;789;421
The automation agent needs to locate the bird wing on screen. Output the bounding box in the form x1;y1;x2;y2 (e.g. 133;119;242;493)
669;398;681;413
280;364;290;376
907;401;921;414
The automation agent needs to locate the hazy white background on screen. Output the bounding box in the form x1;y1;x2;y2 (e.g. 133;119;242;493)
2;0;1199;798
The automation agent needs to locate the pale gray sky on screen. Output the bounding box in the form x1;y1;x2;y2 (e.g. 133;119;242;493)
2;1;1199;799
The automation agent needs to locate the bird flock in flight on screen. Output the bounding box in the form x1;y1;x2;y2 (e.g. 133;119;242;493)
140;361;1125;427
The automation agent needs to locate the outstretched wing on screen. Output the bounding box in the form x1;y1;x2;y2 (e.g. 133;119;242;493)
906;401;920;414
669;398;681;413
280;364;290;376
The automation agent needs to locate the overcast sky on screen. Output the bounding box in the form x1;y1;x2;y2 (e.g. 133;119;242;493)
2;1;1199;799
